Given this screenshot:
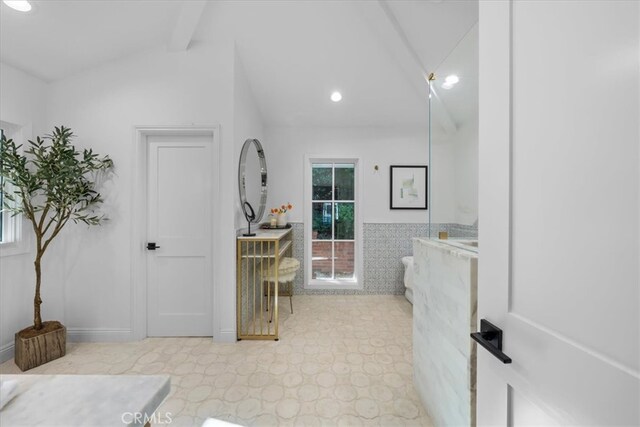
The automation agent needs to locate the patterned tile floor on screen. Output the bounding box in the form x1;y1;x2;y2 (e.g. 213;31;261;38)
0;295;432;426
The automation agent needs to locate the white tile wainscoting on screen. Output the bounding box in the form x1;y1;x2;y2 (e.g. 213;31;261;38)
290;222;477;295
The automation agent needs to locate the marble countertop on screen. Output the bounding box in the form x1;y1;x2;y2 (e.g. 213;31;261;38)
0;374;170;426
413;238;478;259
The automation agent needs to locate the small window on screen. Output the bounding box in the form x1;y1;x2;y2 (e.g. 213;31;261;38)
305;158;361;289
0;123;27;255
1;128;5;243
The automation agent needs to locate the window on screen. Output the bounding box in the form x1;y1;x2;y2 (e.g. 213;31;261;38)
0;127;5;243
0;122;27;256
305;158;361;289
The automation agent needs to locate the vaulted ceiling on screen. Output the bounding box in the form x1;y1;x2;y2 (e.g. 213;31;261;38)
0;1;182;81
0;0;478;127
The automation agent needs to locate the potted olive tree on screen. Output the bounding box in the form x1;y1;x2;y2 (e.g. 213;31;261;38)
0;126;113;371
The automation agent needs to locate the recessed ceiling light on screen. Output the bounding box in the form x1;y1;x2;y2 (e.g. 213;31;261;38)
442;75;460;90
330;91;342;102
444;75;459;85
3;0;32;12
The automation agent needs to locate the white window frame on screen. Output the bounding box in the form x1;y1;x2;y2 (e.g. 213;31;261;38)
0;122;30;257
304;155;363;290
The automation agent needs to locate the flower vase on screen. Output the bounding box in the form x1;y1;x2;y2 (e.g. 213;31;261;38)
277;213;288;227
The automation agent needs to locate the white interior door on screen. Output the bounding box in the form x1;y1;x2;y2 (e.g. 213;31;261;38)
478;1;639;425
147;134;214;336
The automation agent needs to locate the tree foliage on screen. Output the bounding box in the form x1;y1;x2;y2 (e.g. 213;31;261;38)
0;126;113;330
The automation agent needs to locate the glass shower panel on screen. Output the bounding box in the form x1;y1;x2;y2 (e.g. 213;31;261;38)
428;24;479;240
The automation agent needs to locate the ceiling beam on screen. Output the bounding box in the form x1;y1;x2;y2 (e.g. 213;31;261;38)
168;1;207;52
354;0;457;133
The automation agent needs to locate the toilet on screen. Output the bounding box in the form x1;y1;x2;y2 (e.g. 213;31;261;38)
402;256;414;304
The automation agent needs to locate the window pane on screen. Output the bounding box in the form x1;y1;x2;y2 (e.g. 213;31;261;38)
312;202;332;240
0;129;4;243
334;242;355;280
334;164;354;200
312;164;333;200
312;242;333;279
334;203;354;240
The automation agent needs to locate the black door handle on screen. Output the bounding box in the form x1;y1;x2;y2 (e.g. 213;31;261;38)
147;242;160;250
471;319;512;364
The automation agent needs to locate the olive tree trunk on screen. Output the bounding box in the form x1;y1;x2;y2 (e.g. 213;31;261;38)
34;254;43;331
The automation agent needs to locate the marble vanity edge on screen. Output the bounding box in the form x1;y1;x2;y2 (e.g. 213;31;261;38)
413;238;478;259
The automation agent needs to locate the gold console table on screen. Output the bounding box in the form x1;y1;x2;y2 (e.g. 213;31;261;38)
236;228;293;340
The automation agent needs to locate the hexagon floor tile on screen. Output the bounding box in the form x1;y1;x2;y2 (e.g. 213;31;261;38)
0;295;433;426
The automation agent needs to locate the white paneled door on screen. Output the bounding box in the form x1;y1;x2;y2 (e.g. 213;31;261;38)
146;135;214;336
478;1;639;425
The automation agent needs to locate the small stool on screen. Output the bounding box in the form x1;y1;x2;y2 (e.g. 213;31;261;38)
264;257;300;317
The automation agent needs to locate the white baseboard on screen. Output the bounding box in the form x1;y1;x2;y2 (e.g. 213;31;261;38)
0;342;14;364
0;329;134;364
215;330;237;343
2;329;230;363
66;328;134;343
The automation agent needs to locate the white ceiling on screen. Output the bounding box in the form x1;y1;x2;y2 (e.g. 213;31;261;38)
0;0;478;128
0;0;182;81
386;0;478;73
432;23;479;134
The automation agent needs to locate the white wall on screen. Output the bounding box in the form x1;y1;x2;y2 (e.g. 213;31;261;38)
431;118;479;226
429;136;457;224
451;118;478;225
21;38;270;345
264;126;433;224
44;40;238;342
0;63;49;361
233;47;266;230
430;23;479;227
0;39;266;348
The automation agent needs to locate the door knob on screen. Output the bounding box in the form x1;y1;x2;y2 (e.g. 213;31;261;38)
471;319;512;364
146;242;160;250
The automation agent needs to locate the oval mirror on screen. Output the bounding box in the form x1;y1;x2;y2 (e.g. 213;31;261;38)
238;139;267;226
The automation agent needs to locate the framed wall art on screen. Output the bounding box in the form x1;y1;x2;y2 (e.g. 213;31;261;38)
390;165;427;210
